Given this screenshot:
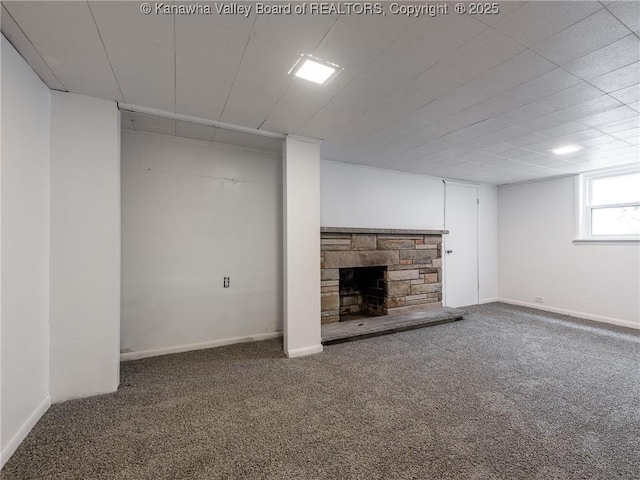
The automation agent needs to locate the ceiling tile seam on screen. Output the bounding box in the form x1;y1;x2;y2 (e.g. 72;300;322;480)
1;4;68;91
217;13;259;124
257;13;342;131
86;1;126;103
603;2;640;38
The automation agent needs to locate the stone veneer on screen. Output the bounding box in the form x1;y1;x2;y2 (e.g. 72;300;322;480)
321;227;448;324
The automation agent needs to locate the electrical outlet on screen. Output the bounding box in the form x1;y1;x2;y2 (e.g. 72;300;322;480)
534;296;544;303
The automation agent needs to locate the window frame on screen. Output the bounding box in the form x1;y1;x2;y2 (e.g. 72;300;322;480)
575;165;640;244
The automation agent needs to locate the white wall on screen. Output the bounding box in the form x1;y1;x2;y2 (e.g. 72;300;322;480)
1;36;51;465
320;160;499;303
49;91;121;402
120;130;282;358
284;136;322;358
321;160;444;229
498;176;640;328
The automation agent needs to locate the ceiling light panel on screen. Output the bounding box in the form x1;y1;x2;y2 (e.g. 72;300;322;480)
551;145;582;155
289;54;342;85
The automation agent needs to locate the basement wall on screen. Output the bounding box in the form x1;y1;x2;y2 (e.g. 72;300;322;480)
120;130;283;359
320;160;498;304
0;36;51;466
498;176;640;328
49;91;121;402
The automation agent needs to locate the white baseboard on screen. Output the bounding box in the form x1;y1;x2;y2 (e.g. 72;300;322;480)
285;344;323;358
120;331;283;361
1;394;51;469
496;298;640;330
480;297;499;305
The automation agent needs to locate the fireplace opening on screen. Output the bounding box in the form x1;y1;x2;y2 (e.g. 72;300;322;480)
339;266;387;321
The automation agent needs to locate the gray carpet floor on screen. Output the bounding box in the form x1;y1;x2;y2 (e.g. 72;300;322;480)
3;303;639;480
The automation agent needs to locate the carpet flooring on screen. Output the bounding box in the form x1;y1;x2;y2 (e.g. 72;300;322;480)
3;303;639;479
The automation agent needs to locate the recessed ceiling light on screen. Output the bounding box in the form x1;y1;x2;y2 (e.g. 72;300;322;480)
551;145;582;155
288;54;342;85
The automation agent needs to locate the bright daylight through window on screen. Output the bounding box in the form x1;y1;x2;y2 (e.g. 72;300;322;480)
578;166;640;242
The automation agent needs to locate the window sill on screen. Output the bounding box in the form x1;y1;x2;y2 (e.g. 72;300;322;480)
573;238;640;245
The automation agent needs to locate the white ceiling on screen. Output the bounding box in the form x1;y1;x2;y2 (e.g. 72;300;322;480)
2;0;638;184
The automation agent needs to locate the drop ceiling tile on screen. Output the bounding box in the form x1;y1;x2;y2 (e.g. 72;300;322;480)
174;55;232;120
175;16;247;83
405;62;472;100
440;28;525;77
363;41;440;87
534;83;607;112
612;128;640;144
508;68;582;103
590;62;640;93
492;0;602;47
130;112;175;136
393;12;486;62
313;20;391;73
438;118;511;146
578;134;624;148
607;0;640;32
321;89;431;149
260;69;357;134
219;39;294;128
100;29;174;110
532;9;629;65
466;93;528;118
296;74;398;138
508;133;554;148
10;1;95;27
444;50;556;108
4;3;123;101
598;117;640;134
172;1;256;37
580;106;638;128
497;103;557;126
252;9;336;56
470;1;525;26
609;84;640;104
1;5;66;90
339;9;419;43
89;1;174;49
175;121;216;142
562;35;639;80
538;121;591;138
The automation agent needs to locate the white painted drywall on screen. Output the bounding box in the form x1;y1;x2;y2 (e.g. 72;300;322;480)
498;176;640;327
284;136;322;357
120;130;283;356
320;161;445;229
49;91;121;402
320;160;499;304
478;184;498;303
1;35;51;465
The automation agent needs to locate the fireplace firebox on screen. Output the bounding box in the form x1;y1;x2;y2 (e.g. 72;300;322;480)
339;266;387;321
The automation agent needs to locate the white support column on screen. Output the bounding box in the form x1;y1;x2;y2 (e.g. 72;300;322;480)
283;135;322;358
49;91;121;401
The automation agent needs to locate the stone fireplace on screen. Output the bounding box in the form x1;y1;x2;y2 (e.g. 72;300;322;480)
321;228;448;324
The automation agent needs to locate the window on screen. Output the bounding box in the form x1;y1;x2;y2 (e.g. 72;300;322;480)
576;165;640;243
